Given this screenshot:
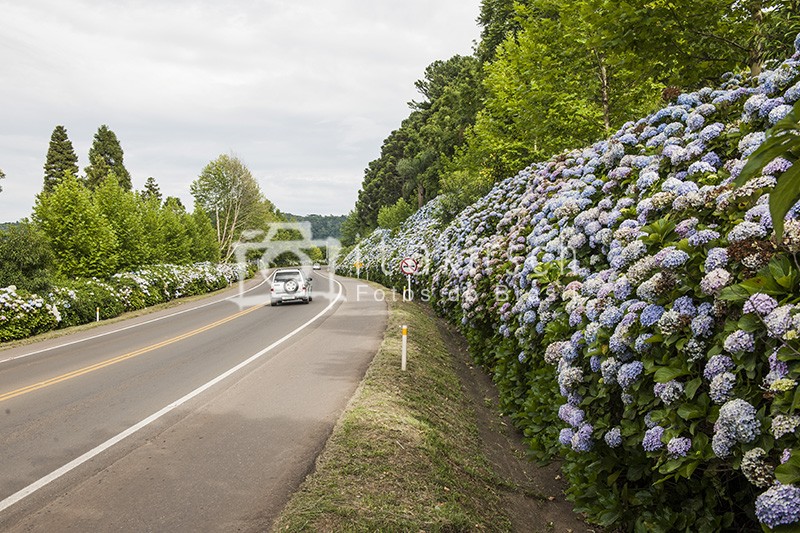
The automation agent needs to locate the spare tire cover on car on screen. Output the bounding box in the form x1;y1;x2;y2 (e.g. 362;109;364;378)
284;279;299;293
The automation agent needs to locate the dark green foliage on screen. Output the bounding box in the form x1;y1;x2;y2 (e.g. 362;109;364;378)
0;221;54;293
43;125;79;194
282;213;347;240
84;124;132;191
353;55;483;233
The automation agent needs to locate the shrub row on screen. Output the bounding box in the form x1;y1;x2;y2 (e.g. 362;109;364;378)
0;263;245;342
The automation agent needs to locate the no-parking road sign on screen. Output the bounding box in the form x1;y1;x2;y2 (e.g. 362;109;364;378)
400;257;418;275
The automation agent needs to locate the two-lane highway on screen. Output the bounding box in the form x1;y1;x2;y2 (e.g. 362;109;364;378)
0;271;386;531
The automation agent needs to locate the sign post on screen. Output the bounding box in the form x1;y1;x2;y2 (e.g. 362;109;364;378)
400;257;418;300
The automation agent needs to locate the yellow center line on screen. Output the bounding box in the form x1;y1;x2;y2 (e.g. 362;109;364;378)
0;304;264;404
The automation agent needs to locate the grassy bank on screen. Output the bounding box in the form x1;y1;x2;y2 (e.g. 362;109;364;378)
272;292;592;532
272;296;511;531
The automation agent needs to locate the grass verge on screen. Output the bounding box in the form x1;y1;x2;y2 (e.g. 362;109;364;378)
271;295;513;532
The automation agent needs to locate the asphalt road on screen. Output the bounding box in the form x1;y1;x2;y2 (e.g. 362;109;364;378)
0;271;387;532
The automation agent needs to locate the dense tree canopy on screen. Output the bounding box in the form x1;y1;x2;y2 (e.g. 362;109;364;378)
347;0;800;237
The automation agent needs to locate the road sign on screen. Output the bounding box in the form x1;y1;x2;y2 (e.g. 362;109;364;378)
400;257;418;275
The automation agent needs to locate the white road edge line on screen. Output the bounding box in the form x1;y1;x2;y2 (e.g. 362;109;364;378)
0;274;343;515
0;276;270;365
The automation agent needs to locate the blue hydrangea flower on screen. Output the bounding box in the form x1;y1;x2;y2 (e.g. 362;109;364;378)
755;484;800;529
691;314;715;338
765;305;794;338
667;436;692;458
559;427;575;446
655;380;684;405
599;306;624;328
728;221;768;243
672;296;697;317
558;403;585;427
640;304;665;327
604;427;622;448
617;361;644;390
710;372;736;404
723;330;755;353
704;247;728;271
763;157;793;176
704;355;735;380
713;399;761;458
571;423;594;452
688;229;720;247
660;248;690;268
743;293;779;317
642;426;665;451
634;333;653;353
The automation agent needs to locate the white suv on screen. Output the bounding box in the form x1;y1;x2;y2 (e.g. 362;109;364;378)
270;269;313;306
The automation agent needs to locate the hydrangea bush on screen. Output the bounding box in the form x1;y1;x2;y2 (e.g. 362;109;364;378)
338;39;800;531
1;263;243;341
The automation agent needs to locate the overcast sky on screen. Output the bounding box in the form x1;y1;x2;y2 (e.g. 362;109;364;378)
0;0;480;222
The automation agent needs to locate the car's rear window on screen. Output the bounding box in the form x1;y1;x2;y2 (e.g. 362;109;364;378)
275;272;301;282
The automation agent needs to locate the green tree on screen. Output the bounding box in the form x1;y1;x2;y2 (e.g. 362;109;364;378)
476;0;534;63
353;55;483;232
0;221;54;292
187;208;220;263
85;125;132;191
158;197;192;264
138;194;164;265
339;210;360;247
191;154;279;261
43;125;79;194
377;197;415;230
0;168;4;194
94;174;145;270
141;177;162;203
33;173;118;277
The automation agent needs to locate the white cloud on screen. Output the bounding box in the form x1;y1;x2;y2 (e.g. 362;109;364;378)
0;0;480;220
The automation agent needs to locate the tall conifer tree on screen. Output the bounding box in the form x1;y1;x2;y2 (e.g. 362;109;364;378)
84;124;132;191
43;125;79;194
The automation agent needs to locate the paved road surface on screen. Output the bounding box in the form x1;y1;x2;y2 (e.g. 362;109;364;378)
0;271;386;532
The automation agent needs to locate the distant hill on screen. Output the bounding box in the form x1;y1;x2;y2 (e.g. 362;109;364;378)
283;213;347;240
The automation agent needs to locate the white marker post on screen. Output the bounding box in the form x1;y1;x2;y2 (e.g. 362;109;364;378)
96;307;100;322
401;325;408;371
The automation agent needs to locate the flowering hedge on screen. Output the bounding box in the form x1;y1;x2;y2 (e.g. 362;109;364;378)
0;263;245;342
338;38;800;531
